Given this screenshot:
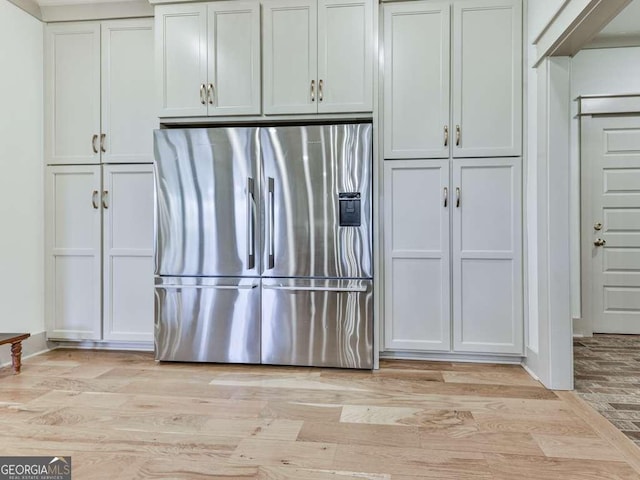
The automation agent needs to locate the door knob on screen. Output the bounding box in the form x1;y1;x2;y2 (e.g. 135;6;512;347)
594;238;606;247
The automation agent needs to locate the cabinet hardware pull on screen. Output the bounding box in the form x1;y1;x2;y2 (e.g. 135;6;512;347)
100;133;106;153
91;134;98;154
102;190;109;209
594;238;606;247
455;187;461;208
456;125;461;146
319;79;324;102
199;84;206;105
310;80;315;102
207;83;215;105
91;190;99;209
444;125;449;147
443;187;448;207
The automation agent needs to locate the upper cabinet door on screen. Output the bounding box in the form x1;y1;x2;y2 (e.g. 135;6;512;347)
155;4;208;118
207;1;261;116
452;0;522;157
317;0;373;113
383;2;450;159
45;23;101;165
102;20;156;164
263;0;318;114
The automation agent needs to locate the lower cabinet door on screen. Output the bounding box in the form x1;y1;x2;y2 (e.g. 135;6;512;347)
103;164;155;342
383;160;451;351
155;277;261;363
262;278;373;368
452;158;523;354
46;165;102;340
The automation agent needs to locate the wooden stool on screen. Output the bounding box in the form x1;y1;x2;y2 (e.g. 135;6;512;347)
0;333;30;374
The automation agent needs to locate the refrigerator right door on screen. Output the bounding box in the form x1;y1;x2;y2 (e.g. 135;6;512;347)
154;128;260;277
261;278;373;368
260;124;373;279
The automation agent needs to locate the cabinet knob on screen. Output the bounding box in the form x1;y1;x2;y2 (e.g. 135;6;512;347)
594;238;606;247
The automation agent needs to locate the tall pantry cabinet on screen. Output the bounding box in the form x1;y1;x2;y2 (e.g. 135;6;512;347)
45;20;155;343
382;0;523;356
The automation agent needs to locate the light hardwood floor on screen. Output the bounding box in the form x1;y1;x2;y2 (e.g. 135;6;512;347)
1;350;640;479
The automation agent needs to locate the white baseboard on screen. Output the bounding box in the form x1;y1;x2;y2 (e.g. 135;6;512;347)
51;340;154;352
0;331;52;369
380;350;524;365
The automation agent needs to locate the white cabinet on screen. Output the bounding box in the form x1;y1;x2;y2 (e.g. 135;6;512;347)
383;0;521;159
452;158;522;354
46;166;102;340
384;160;451;351
45;23;101;165
45;19;155;344
103;165;155;342
263;0;373;114
155;1;261;118
383;159;523;355
46;165;155;342
45;19;155;165
383;2;449;159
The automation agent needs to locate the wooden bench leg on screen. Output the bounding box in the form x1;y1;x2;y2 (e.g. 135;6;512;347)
10;341;23;375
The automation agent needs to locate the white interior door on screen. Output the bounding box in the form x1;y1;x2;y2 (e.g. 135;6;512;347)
102;19;156;163
583;116;640;333
452;158;522;354
46;166;102;340
452;0;521;157
383;2;450;159
207;1;261;115
317;0;372;113
262;0;318;114
103;164;154;342
384;160;451;351
155;4;208;117
45;23;101;165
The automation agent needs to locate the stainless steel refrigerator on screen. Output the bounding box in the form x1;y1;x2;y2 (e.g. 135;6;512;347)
154;124;373;369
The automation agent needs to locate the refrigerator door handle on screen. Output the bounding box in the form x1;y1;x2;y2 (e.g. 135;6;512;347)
159;284;259;290
263;285;368;293
247;177;255;269
268;177;275;269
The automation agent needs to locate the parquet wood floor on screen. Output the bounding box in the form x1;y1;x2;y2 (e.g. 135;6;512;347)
1;349;640;479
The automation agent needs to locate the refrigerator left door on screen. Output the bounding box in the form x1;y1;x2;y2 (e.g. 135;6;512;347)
155;277;261;363
154;128;260;277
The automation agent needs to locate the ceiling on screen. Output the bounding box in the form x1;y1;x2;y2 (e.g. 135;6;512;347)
585;0;640;48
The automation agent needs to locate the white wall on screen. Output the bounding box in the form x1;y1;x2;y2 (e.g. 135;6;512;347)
570;46;640;333
0;1;45;341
